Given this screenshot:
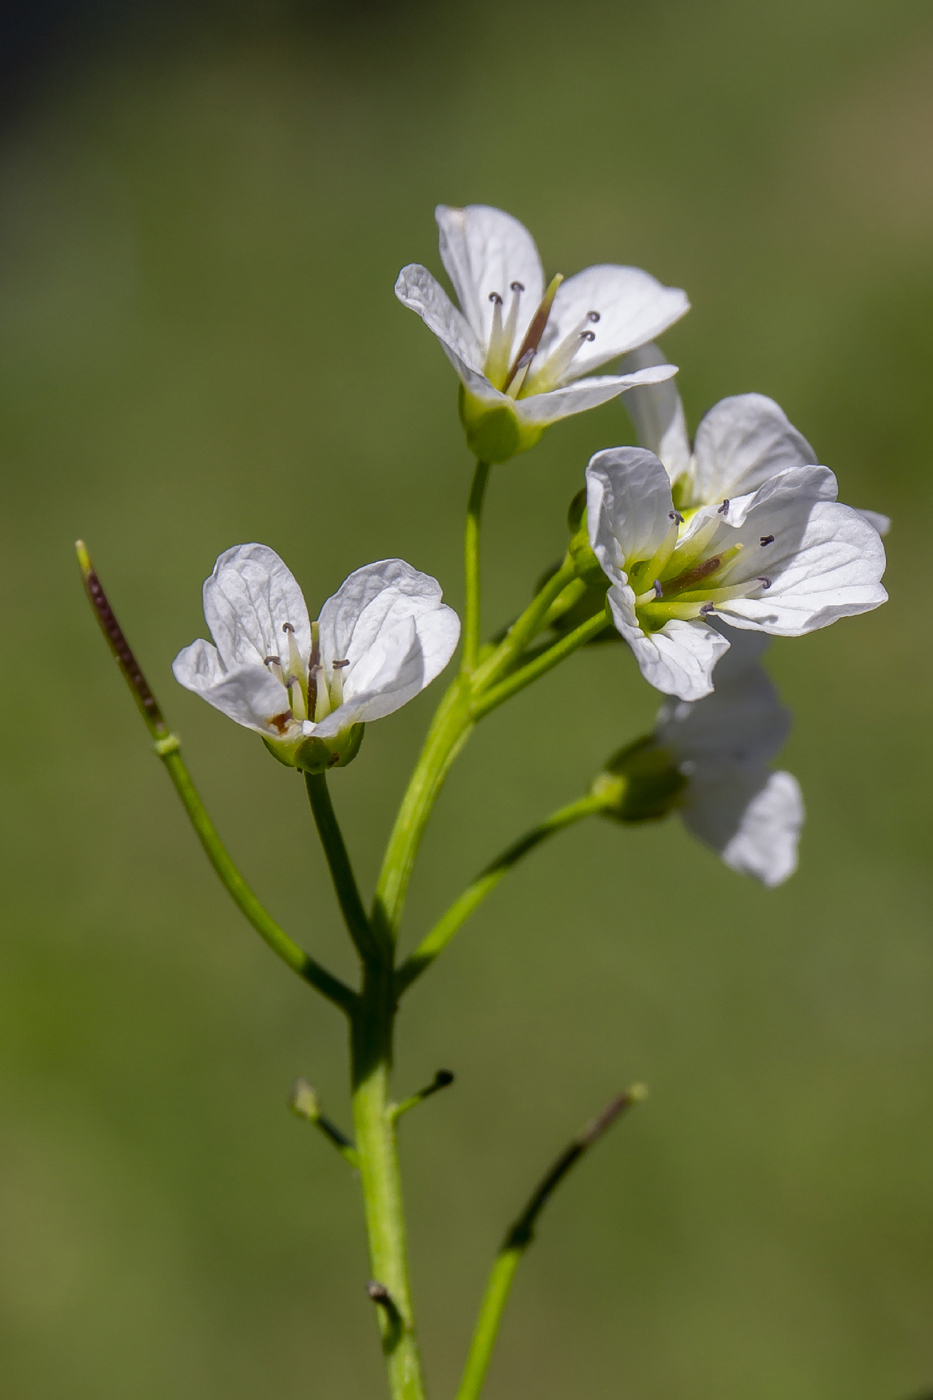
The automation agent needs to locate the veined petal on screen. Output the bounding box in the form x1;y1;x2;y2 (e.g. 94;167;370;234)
713;476;887;635
319;558;459;687
203;543;311;672
395;264;485;374
656;657;791;772
692;394;820;505
856;508;891;537
172;638;291;735
619;342;692;483
435;204;544;350
587;446;676;574
607;584;729;699
539;265;689;381
683;768;803;886
512;363;678;426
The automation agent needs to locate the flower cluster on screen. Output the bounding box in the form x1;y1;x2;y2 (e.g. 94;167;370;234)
173;204;888;884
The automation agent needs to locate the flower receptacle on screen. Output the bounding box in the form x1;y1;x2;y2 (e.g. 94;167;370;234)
592;737;687;823
262;723;366;775
458;385;544;463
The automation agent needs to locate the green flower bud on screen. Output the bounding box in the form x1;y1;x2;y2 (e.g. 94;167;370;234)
592;737;687;823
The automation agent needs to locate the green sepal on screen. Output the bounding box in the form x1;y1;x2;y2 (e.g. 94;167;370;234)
261;723;366;774
592;736;687;823
458;384;545;463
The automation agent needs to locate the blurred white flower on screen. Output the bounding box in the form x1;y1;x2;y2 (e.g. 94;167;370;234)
655;629;803;886
585;445;887;701
620;342;891;535
395;204;689;460
173;544;460;771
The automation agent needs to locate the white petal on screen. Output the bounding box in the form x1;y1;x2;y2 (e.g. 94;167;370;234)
172;638;291;735
618;342;692;483
856;508;891;537
395;264;485;375
655;658;790;772
202;543;310;672
316;560;459;729
712;475;888;635
586;446;676;575
539;265;689;380
312;602;459;736
512;363;678;426
606;584;729;700
691;394;821;506
683;768;804;886
435;204;544;350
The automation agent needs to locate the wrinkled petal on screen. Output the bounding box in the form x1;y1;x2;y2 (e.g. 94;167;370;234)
586;446;676;574
709;473;887;635
318;559;458;677
683;768;803;886
539;265;689;380
202;543;310;673
856;508;891;537
435;204;544;350
656;657;791;772
172;638;291;735
607;582;729;699
395;264;485;374
691;394;819;505
619;342;692;483
512;363;678;426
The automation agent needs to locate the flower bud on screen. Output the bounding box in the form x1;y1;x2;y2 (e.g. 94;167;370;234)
592;737;687;823
458;385;545;463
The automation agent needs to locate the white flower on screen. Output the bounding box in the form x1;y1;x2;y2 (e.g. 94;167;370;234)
620;342;892;535
586;445;887;701
395;205;689;461
654;628;804;885
173;544;460;771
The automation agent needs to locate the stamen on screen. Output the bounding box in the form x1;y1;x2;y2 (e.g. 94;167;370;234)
587;310;600;323
669;510;684;524
699;602;715;616
523;314;597;395
757;576;772;589
653;579;663;598
504;272;564;389
759;534;774;546
505;347;535;399
329;658;349;708
718;499;730;515
501;282;524;365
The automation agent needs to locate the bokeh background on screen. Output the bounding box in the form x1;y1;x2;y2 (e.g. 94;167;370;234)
1;1;932;1396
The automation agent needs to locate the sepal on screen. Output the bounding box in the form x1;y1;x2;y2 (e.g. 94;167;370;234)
262;723;366;774
458;385;544;463
592;737;687;823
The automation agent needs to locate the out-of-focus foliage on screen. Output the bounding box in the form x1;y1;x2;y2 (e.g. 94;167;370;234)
0;1;931;1396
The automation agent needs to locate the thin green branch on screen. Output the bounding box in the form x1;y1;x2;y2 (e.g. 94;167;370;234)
455;1086;647;1400
305;771;383;963
291;1078;360;1169
76;541;357;1017
390;1069;455;1123
372;677;474;947
395;793;605;995
471;607;611;720
462;459;491;674
471;554;577;693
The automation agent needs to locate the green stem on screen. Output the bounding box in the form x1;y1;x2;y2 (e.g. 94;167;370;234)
351;968;426;1400
471;554;577;693
455;1088;645;1400
305;771;383;963
160;745;357;1014
463;459;491;674
395;793;604;995
472;607;610;720
372;677;475;946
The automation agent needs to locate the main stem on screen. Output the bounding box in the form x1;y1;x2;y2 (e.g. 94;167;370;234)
463;459;491;674
351;965;426;1400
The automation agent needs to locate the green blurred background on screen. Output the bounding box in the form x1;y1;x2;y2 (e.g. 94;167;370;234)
1;1;931;1395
